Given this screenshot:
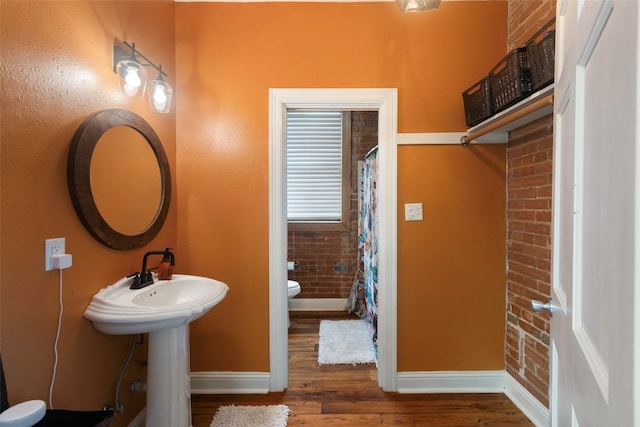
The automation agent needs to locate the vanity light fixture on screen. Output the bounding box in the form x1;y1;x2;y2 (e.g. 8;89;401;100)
396;0;440;12
113;41;173;113
148;66;172;113
114;42;147;97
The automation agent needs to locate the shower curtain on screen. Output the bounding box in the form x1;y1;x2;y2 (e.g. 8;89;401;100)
347;146;379;351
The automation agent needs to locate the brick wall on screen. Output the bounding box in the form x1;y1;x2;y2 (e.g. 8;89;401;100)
506;0;555;407
508;0;556;50
506;115;553;406
288;111;378;298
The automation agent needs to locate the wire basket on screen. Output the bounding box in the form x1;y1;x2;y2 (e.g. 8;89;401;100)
490;47;533;113
462;76;492;127
526;18;556;90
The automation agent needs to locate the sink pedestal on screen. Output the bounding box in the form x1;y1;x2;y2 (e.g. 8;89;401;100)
146;325;191;427
83;274;229;427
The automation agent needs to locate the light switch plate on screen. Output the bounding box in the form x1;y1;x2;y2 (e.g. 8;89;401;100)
404;203;423;221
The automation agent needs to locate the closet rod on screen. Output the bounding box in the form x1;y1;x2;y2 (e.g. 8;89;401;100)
460;94;554;146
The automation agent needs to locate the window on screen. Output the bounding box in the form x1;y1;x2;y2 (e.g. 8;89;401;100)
286;110;351;229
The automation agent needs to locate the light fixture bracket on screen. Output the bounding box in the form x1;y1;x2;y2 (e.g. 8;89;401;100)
113;40;167;78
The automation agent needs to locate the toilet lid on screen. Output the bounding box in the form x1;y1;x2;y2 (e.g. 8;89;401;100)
287;280;299;289
0;400;46;426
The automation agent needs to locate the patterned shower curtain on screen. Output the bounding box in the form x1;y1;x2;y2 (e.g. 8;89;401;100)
347;147;379;351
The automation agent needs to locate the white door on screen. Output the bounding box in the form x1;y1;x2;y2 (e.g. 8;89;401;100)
551;0;639;426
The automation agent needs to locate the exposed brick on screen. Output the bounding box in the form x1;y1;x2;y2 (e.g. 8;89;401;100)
531;314;550;333
522;198;550;210
505;3;554;399
288;112;377;298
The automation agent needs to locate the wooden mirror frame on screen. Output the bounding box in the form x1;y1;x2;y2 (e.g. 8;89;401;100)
67;109;171;250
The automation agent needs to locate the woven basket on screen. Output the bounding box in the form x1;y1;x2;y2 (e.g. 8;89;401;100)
462;76;492;127
526;18;556;90
490;47;533;113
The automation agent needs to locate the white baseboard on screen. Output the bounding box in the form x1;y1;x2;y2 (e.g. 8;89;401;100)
191;369;512;395
397;370;505;393
504;373;550;427
289;298;348;311
397;370;548;426
190;371;270;394
127;408;145;427
128;373;270;425
186;369;547;427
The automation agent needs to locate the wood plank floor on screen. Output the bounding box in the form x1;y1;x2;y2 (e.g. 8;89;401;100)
191;311;535;426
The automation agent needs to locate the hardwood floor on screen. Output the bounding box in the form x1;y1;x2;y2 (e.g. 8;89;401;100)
191;311;534;426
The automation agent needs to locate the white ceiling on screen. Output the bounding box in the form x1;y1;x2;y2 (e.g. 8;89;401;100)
174;0;493;3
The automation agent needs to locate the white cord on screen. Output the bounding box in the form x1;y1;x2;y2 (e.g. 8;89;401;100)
49;268;64;409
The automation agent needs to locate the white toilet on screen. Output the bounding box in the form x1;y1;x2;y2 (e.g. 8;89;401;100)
287;279;301;299
287;280;301;327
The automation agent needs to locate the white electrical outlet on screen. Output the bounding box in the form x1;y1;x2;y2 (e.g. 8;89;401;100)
404;203;423;221
45;238;65;271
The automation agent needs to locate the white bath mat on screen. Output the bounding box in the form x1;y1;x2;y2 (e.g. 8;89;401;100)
318;319;376;365
210;404;290;427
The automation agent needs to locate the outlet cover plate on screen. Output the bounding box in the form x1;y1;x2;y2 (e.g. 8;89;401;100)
45;238;65;271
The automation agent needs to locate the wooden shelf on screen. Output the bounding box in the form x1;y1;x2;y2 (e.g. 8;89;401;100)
461;84;554;145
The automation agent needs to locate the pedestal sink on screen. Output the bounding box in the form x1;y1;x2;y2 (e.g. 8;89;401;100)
84;274;229;427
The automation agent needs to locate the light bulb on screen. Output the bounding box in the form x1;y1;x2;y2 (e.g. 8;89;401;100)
116;59;147;97
405;0;420;11
153;86;167;109
125;68;142;89
123;84;138;97
396;0;440;12
148;77;172;113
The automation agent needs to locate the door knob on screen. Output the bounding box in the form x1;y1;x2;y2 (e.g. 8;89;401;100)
531;299;555;315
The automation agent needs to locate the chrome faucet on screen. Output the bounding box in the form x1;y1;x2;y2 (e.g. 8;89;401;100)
130;248;175;289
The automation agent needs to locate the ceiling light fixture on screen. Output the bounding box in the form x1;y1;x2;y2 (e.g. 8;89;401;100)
396;0;440;12
113;41;173;113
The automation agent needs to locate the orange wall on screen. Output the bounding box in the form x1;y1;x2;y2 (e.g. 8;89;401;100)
176;2;507;372
0;4;509;419
0;2;176;426
398;144;506;370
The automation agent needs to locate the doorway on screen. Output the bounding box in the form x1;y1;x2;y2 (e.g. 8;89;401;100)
268;88;398;392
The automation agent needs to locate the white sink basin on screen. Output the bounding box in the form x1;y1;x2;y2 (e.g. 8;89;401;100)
84;273;229;427
84;274;229;335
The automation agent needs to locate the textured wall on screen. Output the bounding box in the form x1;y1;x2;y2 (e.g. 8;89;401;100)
0;2;176;426
176;1;509;373
506;0;555;407
506;116;553;406
508;0;556;51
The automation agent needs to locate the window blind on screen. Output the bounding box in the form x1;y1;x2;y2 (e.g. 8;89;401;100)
286;110;344;222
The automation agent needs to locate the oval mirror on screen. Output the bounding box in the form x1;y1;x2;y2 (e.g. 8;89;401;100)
68;109;171;250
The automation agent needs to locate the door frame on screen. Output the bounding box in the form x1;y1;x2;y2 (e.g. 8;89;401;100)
268;88;398;391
